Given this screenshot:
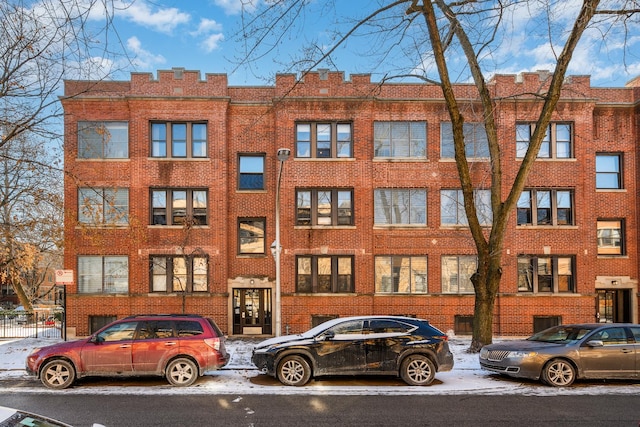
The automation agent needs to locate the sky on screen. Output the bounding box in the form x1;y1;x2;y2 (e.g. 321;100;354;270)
83;0;640;87
2;335;640;396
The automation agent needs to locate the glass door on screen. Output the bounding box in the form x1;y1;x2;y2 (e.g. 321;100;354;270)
232;289;272;335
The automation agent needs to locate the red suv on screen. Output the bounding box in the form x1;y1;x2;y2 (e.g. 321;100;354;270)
26;314;229;389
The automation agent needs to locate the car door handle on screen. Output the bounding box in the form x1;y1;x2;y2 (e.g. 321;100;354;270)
165;342;177;346
621;349;633;353
119;344;131;348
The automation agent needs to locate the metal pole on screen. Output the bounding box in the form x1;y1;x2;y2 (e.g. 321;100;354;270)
274;148;290;337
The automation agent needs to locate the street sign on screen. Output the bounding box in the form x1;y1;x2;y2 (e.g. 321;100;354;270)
55;269;74;284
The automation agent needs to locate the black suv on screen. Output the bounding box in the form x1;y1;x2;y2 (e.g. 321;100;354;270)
26;314;229;389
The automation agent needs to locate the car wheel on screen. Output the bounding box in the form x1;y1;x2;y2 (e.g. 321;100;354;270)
542;359;576;387
400;354;436;386
41;359;76;389
166;358;199;387
277;355;311;386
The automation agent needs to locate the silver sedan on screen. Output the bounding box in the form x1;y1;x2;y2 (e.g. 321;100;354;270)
479;323;640;386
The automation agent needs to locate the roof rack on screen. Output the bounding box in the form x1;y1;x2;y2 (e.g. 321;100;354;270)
123;314;203;319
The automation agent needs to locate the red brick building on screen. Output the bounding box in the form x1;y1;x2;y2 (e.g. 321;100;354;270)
62;68;640;337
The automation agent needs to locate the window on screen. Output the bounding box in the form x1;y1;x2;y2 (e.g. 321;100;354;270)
150;255;208;293
518;256;574;293
78;121;128;159
78;188;129;225
150;122;207;158
441;256;476;294
516;123;572;158
589;327;629;345
296;122;352;158
597;220;624;255
374;189;426;225
440;189;492;226
517;189;573;226
296;189;353;226
374;121;426;158
441;122;489;159
78;256;128;294
239;155;265;190
296;255;354;293
596;153;622;189
151;189;207;226
239;218;266;254
375;256;427;293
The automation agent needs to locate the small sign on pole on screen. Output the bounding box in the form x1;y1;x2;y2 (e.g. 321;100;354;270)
55;269;74;284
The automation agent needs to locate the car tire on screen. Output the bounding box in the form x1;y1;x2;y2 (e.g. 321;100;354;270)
542;359;575;387
277;355;311;386
400;354;436;386
166;358;199;387
40;359;76;389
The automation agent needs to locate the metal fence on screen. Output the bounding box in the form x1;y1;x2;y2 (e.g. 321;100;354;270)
0;312;63;339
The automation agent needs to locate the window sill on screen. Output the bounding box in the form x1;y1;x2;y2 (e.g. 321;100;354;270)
294;292;357;296
597;255;628;259
373;225;427;229
147;157;210;161
147;225;210;229
236;189;267;194
373;158;428;162
237;254;267;258
515;158;577;162
595;189;627;193
293;157;355;161
295;225;356;230
515;225;579;229
75;158;130;161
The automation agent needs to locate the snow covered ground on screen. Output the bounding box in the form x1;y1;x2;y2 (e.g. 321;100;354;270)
0;335;638;396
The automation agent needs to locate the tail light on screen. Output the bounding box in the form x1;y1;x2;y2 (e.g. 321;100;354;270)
436;335;449;341
204;337;221;351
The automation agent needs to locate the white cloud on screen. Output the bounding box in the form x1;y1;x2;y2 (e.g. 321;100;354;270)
192;18;223;35
213;0;258;15
115;1;190;34
201;33;225;52
127;36;166;69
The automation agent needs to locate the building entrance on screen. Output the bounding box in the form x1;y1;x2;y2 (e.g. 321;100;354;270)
596;289;632;323
232;288;272;335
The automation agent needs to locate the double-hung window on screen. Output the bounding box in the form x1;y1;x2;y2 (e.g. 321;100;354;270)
151;189;207;225
238;155;265;190
78;188;129;225
441;256;476;294
597;219;624;255
375;256;427;294
238;218;266;254
296;189;353;226
518;256;574;293
373;121;426;158
441;122;489;159
296;255;354;293
517;189;573;226
150;122;207;158
151;255;208;293
78;256;128;294
516;123;572;158
596;153;622;189
78;121;128;159
440;189;492;226
295;122;352;158
374;189;427;225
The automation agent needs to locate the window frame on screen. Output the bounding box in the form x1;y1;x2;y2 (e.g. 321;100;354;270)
150;188;208;226
295;122;353;159
150;121;208;159
596;153;623;190
78;121;129;159
441;255;477;294
375;255;428;294
238;217;266;255
78;187;129;225
150;255;208;293
295;255;354;293
440;189;492;226
374;189;427;226
597;219;625;256
517;189;574;226
516;122;573;159
517;255;575;293
440;122;489;159
78;256;129;294
373;121;427;158
295;188;353;226
238;154;266;190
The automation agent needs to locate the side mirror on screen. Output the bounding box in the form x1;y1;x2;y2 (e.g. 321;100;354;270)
323;330;335;341
585;339;604;347
90;335;103;344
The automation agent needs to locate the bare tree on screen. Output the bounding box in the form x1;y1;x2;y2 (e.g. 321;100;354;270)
235;0;640;350
1;0;130;308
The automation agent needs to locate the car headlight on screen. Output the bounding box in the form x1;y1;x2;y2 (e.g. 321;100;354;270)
508;351;537;358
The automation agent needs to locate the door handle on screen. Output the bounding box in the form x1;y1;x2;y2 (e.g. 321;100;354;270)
119;344;131;348
165;342;177;346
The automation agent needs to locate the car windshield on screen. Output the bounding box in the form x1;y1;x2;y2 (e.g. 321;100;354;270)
527;326;594;343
